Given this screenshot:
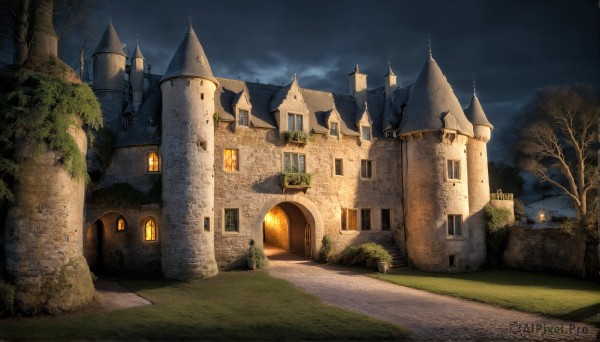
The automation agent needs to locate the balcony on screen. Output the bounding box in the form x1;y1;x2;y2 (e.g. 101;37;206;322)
280;173;312;194
284;130;308;146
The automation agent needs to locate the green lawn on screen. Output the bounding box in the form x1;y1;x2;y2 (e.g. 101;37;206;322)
0;271;410;341
373;269;600;323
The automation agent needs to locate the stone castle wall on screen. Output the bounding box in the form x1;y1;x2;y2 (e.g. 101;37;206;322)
466;137;490;270
98;145;161;192
92;53;126;130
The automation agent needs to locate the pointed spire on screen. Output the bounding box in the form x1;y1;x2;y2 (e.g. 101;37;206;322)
465;90;493;129
292;73;297;82
354;64;360;74
428;35;433;59
94;18;127;57
161;24;218;86
132;37;144;59
472;74;477;96
385;58;396;77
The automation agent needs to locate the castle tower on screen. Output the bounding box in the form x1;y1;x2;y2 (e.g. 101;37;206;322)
92;19;127;130
159;24;219;280
349;64;367;109
131;40;145;112
398;51;475;272
384;63;397;99
465;89;493;270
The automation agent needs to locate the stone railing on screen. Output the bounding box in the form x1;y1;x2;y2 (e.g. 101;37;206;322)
490;191;513;201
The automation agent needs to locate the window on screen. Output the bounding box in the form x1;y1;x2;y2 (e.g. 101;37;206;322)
341;209;358;231
144;219;157;241
224;149;239;171
238;110;249;126
148;152;159;172
334;158;343;176
116;216;127;231
361;126;371;140
360;209;371;231
200;93;204;100
204;217;210;232
449;255;455;267
447;160;460;180
330;122;338;136
284;152;306;173
361;159;372;179
224;209;239;232
287;113;303;131
447;215;462;236
381;209;391;231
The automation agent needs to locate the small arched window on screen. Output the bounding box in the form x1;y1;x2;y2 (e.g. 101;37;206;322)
116;216;127;231
148;152;159;172
144;219;157;241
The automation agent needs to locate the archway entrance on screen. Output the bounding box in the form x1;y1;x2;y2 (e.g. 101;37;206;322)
263;203;312;259
84;219;104;272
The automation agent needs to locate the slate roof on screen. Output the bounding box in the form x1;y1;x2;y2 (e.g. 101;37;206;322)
161;26;218;86
94;21;127;57
398;56;473;137
132;41;144;60
465;94;493;129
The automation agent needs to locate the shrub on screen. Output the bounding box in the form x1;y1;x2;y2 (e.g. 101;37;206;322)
0;279;15;316
513;198;524;222
338;242;391;270
318;235;333;262
484;205;511;268
247;239;268;269
284;130;308;144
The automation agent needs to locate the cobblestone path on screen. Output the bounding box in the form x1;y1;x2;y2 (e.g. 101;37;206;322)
266;249;597;341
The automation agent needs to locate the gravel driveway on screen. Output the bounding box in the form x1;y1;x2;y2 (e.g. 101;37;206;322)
266;249;598;341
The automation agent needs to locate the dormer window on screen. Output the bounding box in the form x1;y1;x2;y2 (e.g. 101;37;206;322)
238;110;249;126
361;126;371;141
288;113;303;131
330;122;339;136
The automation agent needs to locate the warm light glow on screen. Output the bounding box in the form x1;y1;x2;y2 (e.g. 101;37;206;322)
148;152;159;172
145;219;156;241
117;217;126;231
224;149;239;171
538;209;545;223
264;212;274;225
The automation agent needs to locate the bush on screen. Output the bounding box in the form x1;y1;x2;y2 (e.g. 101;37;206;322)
318;235;333;263
338;242;391;270
0;279;15;316
513;198;524;222
484;205;511;268
247;239;268;269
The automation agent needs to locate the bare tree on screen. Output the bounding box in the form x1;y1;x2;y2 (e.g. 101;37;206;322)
518;85;598;230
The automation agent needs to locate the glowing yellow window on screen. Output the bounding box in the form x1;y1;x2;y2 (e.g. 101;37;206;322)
148;152;159;172
224;149;239;172
144;219;157;241
116;216;126;231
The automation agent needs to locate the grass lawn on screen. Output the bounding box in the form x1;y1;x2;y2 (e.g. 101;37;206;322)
373;268;600;323
0;270;410;341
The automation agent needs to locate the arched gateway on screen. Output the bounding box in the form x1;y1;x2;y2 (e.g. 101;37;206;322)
251;196;324;259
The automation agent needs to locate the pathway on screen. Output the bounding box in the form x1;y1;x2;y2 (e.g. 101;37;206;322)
265;247;597;341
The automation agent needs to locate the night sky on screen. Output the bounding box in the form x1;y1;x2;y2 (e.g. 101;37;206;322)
2;0;598;160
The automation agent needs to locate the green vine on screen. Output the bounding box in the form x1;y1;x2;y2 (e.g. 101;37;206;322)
0;68;102;204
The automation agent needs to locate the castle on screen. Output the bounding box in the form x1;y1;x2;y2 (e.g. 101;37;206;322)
84;20;493;279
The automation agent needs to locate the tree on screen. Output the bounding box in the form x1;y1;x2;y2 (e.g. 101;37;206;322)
517;85;598;231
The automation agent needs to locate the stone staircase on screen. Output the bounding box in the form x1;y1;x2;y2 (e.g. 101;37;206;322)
380;240;408;268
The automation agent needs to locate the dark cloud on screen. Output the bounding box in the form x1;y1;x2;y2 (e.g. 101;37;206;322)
1;0;597;160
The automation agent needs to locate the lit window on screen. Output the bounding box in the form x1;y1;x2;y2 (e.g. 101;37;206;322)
116;216;127;231
284;152;306;173
341;208;358;231
148;152;159;172
381;209;391;231
360;209;371;231
447;215;462;236
224;149;239;171
145;219;157;241
334;158;343;176
287;113;303;131
447;160;460;180
224;209;239;232
238;110;249;126
361;159;372;179
330;122;338;136
361;126;371;140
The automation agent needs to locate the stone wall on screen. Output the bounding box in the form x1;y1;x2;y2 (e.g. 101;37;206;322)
504;226;586;276
489;199;515;224
98;145;160;192
213;120;403;268
466;137;490;270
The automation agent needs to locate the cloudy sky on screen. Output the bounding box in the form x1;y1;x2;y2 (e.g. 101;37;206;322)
2;0;598;159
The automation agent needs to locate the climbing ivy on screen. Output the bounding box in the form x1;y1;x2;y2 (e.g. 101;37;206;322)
0;68;102;204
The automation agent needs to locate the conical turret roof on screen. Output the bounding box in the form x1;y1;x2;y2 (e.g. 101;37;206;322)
94;20;126;57
399;56;473;136
132;41;144;59
465;94;493;129
160;26;218;86
385;65;396;77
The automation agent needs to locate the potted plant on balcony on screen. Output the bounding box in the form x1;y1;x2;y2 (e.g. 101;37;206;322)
284;130;308;145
